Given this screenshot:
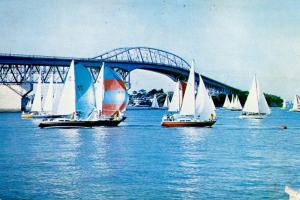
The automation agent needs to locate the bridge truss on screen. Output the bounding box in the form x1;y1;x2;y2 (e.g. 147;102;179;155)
0;47;240;109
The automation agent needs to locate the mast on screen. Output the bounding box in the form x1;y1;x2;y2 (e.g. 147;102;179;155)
254;75;260;114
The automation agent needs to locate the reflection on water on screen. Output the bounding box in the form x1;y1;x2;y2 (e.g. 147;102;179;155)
171;128;211;197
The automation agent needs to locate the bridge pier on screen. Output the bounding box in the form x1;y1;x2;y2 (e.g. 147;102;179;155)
20;83;33;112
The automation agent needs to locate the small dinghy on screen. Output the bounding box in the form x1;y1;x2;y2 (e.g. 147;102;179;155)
241;75;271;119
161;61;216;127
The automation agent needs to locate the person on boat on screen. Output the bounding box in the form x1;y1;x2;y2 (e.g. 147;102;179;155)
113;111;119;121
210;113;215;121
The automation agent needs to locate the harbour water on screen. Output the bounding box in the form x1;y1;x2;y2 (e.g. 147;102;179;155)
0;108;300;199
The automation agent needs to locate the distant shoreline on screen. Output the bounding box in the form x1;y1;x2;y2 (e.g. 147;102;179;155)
0;109;21;113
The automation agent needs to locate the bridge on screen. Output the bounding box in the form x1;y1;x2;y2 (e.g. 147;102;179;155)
0;47;240;110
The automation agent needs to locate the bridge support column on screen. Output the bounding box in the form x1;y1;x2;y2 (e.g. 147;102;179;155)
20;83;33;112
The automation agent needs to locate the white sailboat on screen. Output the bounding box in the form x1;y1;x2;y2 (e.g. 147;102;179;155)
39;61;126;128
289;95;300;112
161;61;216;127
281;99;287;110
151;94;160;109
168;81;183;112
241;75;271;118
163;94;170;109
222;95;231;109
231;95;242;111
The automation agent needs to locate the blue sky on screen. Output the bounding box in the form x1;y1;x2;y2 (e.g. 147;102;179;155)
0;0;299;99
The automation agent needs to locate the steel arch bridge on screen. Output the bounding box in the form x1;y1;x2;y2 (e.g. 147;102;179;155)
0;47;240;109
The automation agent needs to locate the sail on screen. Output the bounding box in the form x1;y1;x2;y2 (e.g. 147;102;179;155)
94;64;105;112
282;99;286;109
180;61;196;116
101;66;129;116
168;81;182;112
151;94;159;108
242;76;260;113
163;94;170;108
229;94;235;109
233;95;242;110
74;63;96;119
209;95;216;111
256;78;271;114
43;73;54;113
31;72;43;112
292;95;299;110
56;61;76;115
223;95;230;108
195;75;216;120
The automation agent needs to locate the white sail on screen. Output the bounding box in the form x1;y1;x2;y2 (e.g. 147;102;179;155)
195;75;216;120
242;75;270;114
31;72;43;112
282;99;286;109
229;94;235;109
151;94;159;108
43;73;54;113
168;81;182;112
209;95;216;111
291;96;300;110
256;78;271;114
242;76;260;113
180;61;196;116
94;64;105;112
223;95;230;108
163;94;170;108
233;95;242;110
56;61;76;115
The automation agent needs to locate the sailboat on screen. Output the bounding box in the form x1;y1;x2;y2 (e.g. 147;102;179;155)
231;95;242;111
222;95;231;109
162;94;170;109
39;61;126;128
151;94;160;109
161;61;216;127
241;75;271;118
289;95;300;112
281;99;287;110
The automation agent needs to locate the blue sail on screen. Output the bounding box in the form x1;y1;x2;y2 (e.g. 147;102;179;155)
74;63;95;119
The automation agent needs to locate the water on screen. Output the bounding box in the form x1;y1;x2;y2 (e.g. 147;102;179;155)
0;109;300;199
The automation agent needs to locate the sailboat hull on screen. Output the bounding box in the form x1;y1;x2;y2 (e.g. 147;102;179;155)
230;108;242;111
161;120;216;127
39;117;126;128
21;113;33;119
289;109;300;112
32;114;65;119
240;113;267;119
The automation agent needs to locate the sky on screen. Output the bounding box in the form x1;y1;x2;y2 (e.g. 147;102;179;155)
0;0;300;99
